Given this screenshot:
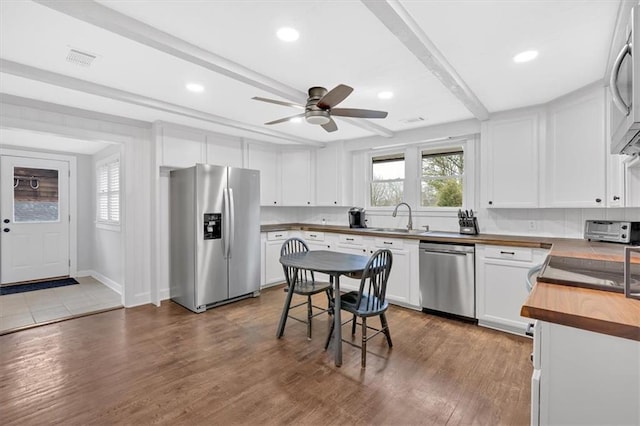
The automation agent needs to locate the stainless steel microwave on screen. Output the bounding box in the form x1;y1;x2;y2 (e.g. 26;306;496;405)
610;6;640;155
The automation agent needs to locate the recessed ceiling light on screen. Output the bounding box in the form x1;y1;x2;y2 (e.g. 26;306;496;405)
277;27;299;42
378;91;394;100
513;50;538;64
290;117;302;123
186;83;204;93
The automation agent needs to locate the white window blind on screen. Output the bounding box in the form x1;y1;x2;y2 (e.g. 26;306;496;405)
97;156;120;223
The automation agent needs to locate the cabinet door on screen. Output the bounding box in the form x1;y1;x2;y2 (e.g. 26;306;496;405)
281;150;313;206
265;240;286;285
315;144;341;206
543;88;606;207
384;248;411;305
477;259;533;334
332;243;368;293
482;112;540;208
247;144;280;206
476;245;548;335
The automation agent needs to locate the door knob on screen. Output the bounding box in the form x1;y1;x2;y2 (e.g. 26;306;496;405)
3;219;9;223
3;228;9;232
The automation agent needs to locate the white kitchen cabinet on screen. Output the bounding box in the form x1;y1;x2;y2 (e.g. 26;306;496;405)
263;231;290;286
315;144;342;206
625;156;640;207
542;87;606;207
475;244;548;336
532;321;640;425
247;144;280;206
481;111;541;208
303;231;336;283
281;150;313;206
334;234;418;306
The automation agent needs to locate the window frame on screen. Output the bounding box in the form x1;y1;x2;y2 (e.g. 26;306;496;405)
420;148;465;210
95;153;121;228
367;151;406;209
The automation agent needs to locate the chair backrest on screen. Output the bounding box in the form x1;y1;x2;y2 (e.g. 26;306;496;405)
280;237;314;285
354;249;393;310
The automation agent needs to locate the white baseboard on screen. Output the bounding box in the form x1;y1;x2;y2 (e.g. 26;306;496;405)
160;288;170;301
76;270;122;295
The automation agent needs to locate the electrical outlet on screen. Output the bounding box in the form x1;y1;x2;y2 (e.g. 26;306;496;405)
528;221;537;231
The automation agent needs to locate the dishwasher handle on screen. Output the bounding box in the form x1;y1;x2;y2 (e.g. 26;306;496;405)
421;248;471;256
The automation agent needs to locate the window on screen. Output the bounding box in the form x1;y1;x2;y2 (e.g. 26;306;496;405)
370;153;404;207
96;155;120;224
421;150;463;207
13;167;59;223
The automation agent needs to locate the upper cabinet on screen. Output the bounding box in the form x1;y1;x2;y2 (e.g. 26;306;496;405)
281;150;313;206
315;143;343;206
247;143;280;206
481;111;541;208
154;122;244;170
542;87;606;207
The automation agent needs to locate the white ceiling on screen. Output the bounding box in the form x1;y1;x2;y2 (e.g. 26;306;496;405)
0;0;623;152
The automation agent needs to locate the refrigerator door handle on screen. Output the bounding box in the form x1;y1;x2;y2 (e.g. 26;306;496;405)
228;188;236;259
223;187;230;259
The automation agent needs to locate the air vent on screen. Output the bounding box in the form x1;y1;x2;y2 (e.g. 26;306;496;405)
66;49;96;67
400;117;425;124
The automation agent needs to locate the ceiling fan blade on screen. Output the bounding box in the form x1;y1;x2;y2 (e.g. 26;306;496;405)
316;84;353;109
265;113;305;125
252;96;304;109
331;108;388;119
321;118;338;132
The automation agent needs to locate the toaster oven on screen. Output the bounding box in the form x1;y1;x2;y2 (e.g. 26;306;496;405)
584;220;640;244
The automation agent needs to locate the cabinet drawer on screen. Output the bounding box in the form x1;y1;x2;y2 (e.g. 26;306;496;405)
303;231;324;241
267;231;289;241
484;245;533;262
374;237;404;249
338;234;364;245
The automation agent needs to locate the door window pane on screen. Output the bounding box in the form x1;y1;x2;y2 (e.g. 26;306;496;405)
13;167;59;222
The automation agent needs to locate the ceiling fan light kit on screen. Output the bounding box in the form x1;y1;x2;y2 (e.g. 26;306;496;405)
253;84;388;132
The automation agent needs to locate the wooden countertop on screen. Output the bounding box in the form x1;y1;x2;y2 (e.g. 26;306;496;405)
262;222;640;341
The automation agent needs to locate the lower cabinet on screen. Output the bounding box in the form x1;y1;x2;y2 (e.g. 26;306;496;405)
475;244;549;335
260;231;419;308
263;231;290;287
532;321;640;425
333;234;418;307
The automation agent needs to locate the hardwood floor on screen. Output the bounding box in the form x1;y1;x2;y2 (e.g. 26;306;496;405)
0;285;533;425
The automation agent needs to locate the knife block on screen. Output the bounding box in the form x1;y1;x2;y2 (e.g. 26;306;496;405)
459;217;479;235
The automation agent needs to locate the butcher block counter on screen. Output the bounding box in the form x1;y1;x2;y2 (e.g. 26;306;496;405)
261;223;640;341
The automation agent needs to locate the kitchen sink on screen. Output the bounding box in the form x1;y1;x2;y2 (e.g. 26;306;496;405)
366;227;429;235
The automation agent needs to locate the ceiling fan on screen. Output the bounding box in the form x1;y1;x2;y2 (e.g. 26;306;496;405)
252;84;388;133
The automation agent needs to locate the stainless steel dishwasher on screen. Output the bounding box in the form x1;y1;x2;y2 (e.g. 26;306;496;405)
419;242;476;321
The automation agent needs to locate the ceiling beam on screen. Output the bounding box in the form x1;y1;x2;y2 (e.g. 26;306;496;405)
362;0;490;121
33;0;394;138
0;59;324;147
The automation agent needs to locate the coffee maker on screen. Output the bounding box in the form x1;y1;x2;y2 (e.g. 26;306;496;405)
348;207;367;228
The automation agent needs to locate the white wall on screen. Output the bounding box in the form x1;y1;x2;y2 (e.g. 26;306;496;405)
75;154;93;271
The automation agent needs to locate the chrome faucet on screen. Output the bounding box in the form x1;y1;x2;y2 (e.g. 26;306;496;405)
392;202;413;230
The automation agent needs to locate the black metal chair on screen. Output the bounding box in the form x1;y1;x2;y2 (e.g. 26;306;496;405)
325;249;393;368
277;237;334;340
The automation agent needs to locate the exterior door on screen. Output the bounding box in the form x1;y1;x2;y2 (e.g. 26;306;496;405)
1;155;70;284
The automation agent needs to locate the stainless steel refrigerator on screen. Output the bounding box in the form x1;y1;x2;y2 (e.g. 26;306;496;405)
169;164;260;313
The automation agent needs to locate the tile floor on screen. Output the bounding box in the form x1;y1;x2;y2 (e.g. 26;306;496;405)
0;276;122;334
